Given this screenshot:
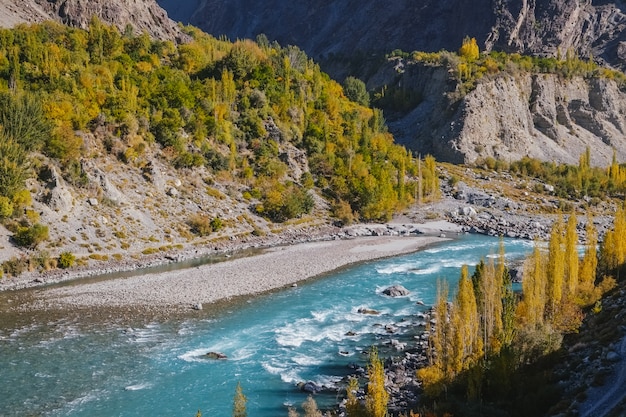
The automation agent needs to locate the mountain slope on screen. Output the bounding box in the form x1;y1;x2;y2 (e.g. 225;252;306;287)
371;57;626;166
0;0;185;41
161;0;626;75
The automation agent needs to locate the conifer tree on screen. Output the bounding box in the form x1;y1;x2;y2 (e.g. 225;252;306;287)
365;347;388;417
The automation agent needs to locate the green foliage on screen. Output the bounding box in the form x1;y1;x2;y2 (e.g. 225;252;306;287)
0;20;426;222
58;251;76;269
343;76;370;107
0;129;29;199
0;196;14;218
188;214;222;236
13;223;49;248
0;92;51;151
257;183;314;222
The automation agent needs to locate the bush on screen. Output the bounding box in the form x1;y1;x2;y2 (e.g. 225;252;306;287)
0;196;14;218
188;214;223;236
13;223;49;248
58;251;76;269
2;256;29;276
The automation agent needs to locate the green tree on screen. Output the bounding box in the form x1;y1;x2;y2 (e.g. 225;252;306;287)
0;130;29;199
0;93;51;152
343;76;370;107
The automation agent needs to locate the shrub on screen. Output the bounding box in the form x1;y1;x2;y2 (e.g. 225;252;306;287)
332;200;355;226
13;223;49;248
0;196;14;218
2;256;29;276
188;214;223;236
210;217;223;232
58;251;76;269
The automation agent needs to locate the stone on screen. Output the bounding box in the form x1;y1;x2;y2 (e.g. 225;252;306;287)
205;351;227;360
382;285;411;297
358;307;380;315
299;381;322;394
192;303;202;311
88;198;99;206
167;187;179;197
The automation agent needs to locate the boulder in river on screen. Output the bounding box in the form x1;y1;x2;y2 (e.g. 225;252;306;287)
382;285;410;297
358;307;380;315
205;351;227;360
299;381;322;394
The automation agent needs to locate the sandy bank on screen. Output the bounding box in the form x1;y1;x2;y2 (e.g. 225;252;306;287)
23;234;449;313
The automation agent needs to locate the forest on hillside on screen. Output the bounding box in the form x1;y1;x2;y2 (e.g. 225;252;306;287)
0;19;439;236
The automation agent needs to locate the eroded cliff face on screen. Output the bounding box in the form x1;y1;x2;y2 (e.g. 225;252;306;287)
489;0;626;71
377;60;626;166
0;0;185;41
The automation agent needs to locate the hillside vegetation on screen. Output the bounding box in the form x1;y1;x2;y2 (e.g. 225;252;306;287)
0;20;439;272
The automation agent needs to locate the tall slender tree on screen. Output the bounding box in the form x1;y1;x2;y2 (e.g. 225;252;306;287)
564;213;579;297
232;381;247;417
365;347;389;417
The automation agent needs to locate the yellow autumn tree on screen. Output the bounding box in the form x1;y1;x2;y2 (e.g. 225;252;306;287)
546;215;565;315
577;215;598;305
454;265;482;372
518;244;546;328
232;381;247;417
564;213;579;297
459;36;480;62
365;347;389;417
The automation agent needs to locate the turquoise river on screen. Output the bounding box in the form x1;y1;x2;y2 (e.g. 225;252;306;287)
0;234;535;417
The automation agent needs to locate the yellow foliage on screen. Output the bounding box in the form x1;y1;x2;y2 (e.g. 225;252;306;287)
459;37;480;61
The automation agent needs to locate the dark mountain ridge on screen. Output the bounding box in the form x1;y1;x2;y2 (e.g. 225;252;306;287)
158;0;626;75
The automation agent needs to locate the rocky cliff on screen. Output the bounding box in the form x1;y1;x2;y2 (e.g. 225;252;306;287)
0;0;185;41
161;0;626;74
374;60;626;166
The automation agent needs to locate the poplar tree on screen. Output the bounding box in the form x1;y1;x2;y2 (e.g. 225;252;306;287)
564;214;579;297
302;396;323;417
521;244;546;328
365;348;389;417
546;216;565;315
578;216;598;304
345;378;364;417
232;381;247;417
455;265;482;370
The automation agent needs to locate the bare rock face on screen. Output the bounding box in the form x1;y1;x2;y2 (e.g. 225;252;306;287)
41;165;74;214
162;0;626;74
374;59;626;167
0;0;186;42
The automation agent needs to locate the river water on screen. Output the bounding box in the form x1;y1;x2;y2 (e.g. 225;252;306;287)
0;234;534;417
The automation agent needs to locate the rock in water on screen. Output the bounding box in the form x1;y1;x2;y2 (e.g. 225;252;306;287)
205;351;227;360
382;285;411;297
357;307;380;315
